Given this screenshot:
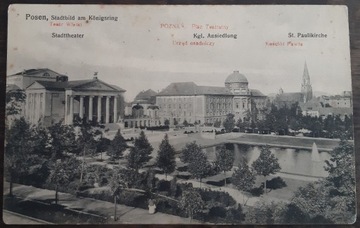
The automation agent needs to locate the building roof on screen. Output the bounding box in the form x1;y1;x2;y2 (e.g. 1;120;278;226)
132;104;144;110
8;68;65;78
147;105;159;110
157;82;233;96
225;71;248;84
134;89;157;104
277;92;303;103
28;79;126;92
134;89;157;101
158;82;198;96
250;89;266;97
6;84;21;92
319;107;353;116
299;99;323;110
197;86;232;95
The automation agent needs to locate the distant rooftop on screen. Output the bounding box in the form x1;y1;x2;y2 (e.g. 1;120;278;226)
9;68;65;77
157;82;232;96
30;79;126;92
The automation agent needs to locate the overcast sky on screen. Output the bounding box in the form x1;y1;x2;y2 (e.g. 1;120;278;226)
7;5;351;101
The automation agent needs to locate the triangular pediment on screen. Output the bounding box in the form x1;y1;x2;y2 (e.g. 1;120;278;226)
71;80;119;92
26;81;46;90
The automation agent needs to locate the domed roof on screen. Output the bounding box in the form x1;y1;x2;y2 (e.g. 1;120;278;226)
225;71;248;83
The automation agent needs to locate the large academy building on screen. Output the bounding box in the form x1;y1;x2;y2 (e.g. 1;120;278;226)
7;68;126;126
156;71;267;125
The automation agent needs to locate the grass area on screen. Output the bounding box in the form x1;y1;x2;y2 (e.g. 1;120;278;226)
3;196;106;224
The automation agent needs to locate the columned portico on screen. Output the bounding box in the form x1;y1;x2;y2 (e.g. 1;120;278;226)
69;95;74;124
24;76;126;126
106;96;110;123
114;96;118;123
97;96;102;123
79;96;84;119
64;93;122;125
89;96;94;121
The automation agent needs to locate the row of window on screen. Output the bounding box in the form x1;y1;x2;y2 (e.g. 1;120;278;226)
208;103;232;110
206;110;230;116
157;97;194;103
159;111;192;117
159;104;193;109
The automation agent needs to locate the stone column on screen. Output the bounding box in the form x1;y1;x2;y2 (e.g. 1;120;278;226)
69;95;74;124
34;93;38;123
113;96;118;123
79;96;84;119
105;96;110;123
89;96;93;121
65;94;68;124
97;96;102;123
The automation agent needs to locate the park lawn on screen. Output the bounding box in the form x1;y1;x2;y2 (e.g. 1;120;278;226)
252;175;312;201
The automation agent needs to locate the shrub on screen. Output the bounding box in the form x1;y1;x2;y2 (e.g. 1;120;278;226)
266;176;287;190
199;189;236;207
156;180;171;192
225;204;245;223
208;206;227;218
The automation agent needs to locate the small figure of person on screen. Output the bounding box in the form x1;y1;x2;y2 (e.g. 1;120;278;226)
148;199;156;214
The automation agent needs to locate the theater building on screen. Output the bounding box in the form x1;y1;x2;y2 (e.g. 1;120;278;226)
7;68;126;126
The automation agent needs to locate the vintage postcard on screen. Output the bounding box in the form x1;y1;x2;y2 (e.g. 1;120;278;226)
4;4;356;224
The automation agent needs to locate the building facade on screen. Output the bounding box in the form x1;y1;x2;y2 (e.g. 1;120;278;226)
156;71;267;125
123;89;161;128
7;68;126;126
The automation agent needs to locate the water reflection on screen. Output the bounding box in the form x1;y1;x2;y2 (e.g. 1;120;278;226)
205;144;330;178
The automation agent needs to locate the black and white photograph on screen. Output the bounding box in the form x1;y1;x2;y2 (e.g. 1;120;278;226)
3;4;357;224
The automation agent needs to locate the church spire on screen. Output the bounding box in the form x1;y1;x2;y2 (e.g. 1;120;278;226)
301;61;313;102
303;61;310;84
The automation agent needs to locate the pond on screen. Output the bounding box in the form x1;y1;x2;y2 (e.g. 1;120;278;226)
203;143;331;178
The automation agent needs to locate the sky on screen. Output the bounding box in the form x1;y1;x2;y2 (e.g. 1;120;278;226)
7;5;352;102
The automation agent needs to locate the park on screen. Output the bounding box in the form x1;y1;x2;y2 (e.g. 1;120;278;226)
3;113;356;224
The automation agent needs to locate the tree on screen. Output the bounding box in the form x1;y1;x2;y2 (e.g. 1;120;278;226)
324;137;355;201
173;118;178;126
287;137;356;224
126;131;153;172
180;142;214;187
74;118;103;188
155;134;176;179
251;145;281;194
180;189;204;223
109;167;132;221
232;159;256;205
107;129;127;160
213;120;221;128
323;137;356;222
180;141;202;163
180;142;210;187
4;118;35;196
290;181;329;220
47;157;80;204
245;200;283;224
214;145;234;186
187;151;211;188
47;122;78;159
97;136;111;161
6;89;26;116
223;113;235;132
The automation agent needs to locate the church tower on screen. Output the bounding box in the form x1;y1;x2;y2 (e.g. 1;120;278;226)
301;62;313;102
